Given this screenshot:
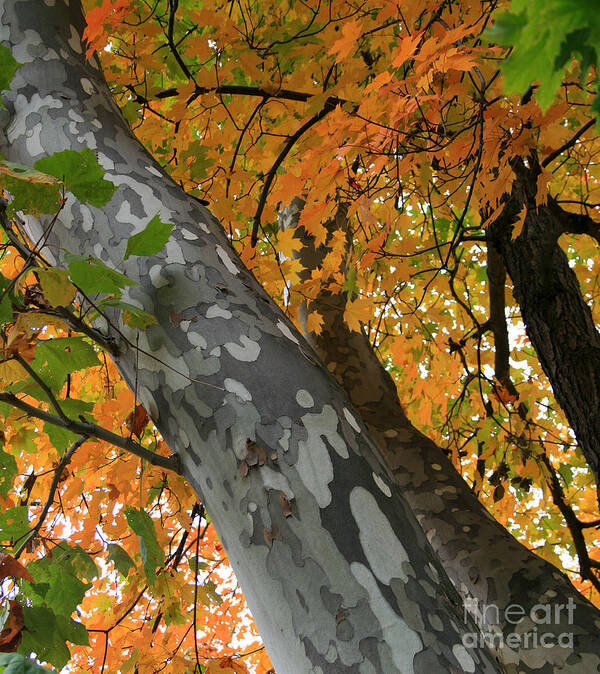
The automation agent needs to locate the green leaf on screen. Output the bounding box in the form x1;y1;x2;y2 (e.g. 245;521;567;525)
0;46;20;110
22;544;93;617
43;424;79;454
124;214;174;260
65;253;137;295
125;507;163;584
0;273;16;324
31;337;100;391
487;0;600;114
38;398;94;451
98;298;157;328
0;448;17;498
0;506;29;543
0;653;52;673
34;148;116;207
55;615;89;647
107;543;135;578
19;607;69;671
0;173;61;217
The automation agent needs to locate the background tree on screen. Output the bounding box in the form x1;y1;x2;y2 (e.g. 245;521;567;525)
0;0;600;672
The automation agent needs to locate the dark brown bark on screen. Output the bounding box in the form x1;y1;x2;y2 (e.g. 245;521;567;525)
488;159;600;503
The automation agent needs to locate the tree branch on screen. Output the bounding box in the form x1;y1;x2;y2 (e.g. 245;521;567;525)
541;118;596;168
13;435;87;558
0;392;181;473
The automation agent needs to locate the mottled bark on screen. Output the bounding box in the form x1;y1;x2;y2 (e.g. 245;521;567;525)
280;200;600;672
488;159;600;504
0;2;502;672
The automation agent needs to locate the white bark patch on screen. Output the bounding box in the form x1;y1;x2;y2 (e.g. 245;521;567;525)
80;204;94;232
224;335;260;362
187;332;207;349
165;240;185;265
145;165;162;177
296;434;334;508
296;405;349;508
178;428;190;447
349;487;410;583
115;200;141;226
343;407;361;432
198;222;210;234
181;228;199;240
25;122;43;156
68;109;84;123
350;562;422;672
295;389;314;409
372;472;392;497
259;466;294;500
452;645;475;673
79;77;96;96
149;264;169;288
96;151;113;170
68;25;82;53
224;378;252;402
278;428;290;452
276;320;299;344
210;346;221;357
302;406;348;459
206;305;232;320
216;245;239;275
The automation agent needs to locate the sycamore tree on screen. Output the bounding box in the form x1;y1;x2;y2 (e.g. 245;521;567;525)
0;0;600;672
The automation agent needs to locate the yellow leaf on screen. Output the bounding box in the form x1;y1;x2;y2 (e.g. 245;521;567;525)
343;296;371;332
305;311;324;335
37;268;76;307
276;228;301;259
0;359;28;390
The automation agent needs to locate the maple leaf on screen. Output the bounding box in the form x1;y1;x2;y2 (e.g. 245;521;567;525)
343;296;371;332
305;311;324;335
276;228;301;259
329;21;362;60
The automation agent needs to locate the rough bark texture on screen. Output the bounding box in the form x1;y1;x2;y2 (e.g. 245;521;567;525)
0;2;503;672
489;161;600;503
281;200;600;672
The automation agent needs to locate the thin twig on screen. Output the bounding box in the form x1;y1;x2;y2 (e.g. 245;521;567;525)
14;435;87;558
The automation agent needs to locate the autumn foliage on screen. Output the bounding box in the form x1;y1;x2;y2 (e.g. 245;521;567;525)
1;0;600;671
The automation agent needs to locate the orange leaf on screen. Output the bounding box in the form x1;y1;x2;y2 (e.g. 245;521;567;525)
511;206;527;240
305;311;324;335
328;21;362;60
126;404;149;438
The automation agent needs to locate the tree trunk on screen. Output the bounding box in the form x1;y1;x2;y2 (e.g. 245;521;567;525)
0;2;502;672
489;159;600;505
280;200;600;672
